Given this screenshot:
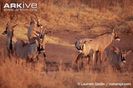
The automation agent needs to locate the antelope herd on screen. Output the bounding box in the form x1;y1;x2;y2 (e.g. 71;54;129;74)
1;16;132;72
74;30;131;71
2;16;46;63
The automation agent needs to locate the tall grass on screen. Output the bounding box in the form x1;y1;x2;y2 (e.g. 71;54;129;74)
0;51;132;88
0;58;132;88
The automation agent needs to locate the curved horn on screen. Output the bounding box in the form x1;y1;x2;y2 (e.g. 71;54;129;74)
33;14;40;27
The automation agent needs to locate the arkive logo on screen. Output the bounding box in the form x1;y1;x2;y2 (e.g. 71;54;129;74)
3;2;38;11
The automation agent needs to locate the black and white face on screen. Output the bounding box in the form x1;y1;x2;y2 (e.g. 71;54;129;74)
114;34;120;41
114;49;128;66
2;25;8;35
75;41;83;50
38;32;45;44
121;56;126;64
2;23;17;38
112;31;120;41
2;30;7;35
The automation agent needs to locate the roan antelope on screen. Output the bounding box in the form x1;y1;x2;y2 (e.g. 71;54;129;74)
74;29;120;67
104;46;132;72
2;21;46;63
2;22;17;58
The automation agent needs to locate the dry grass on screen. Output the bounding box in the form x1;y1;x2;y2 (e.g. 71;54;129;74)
0;1;133;88
0;58;132;88
0;0;133;42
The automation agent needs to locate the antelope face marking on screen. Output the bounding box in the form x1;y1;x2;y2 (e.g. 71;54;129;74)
114;35;120;41
112;29;120;41
121;56;126;64
2;25;8;35
75;41;84;51
2;30;7;35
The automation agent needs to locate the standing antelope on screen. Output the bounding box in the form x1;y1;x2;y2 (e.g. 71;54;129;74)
2;22;17;58
27;15;46;58
104;46;132;71
2;21;46;63
74;29;120;67
14;30;46;62
75;38;93;64
74;38;94;71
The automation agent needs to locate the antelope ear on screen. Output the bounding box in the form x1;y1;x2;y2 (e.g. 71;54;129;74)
113;47;120;54
84;40;87;43
112;28;118;38
112;28;115;33
123;50;132;57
